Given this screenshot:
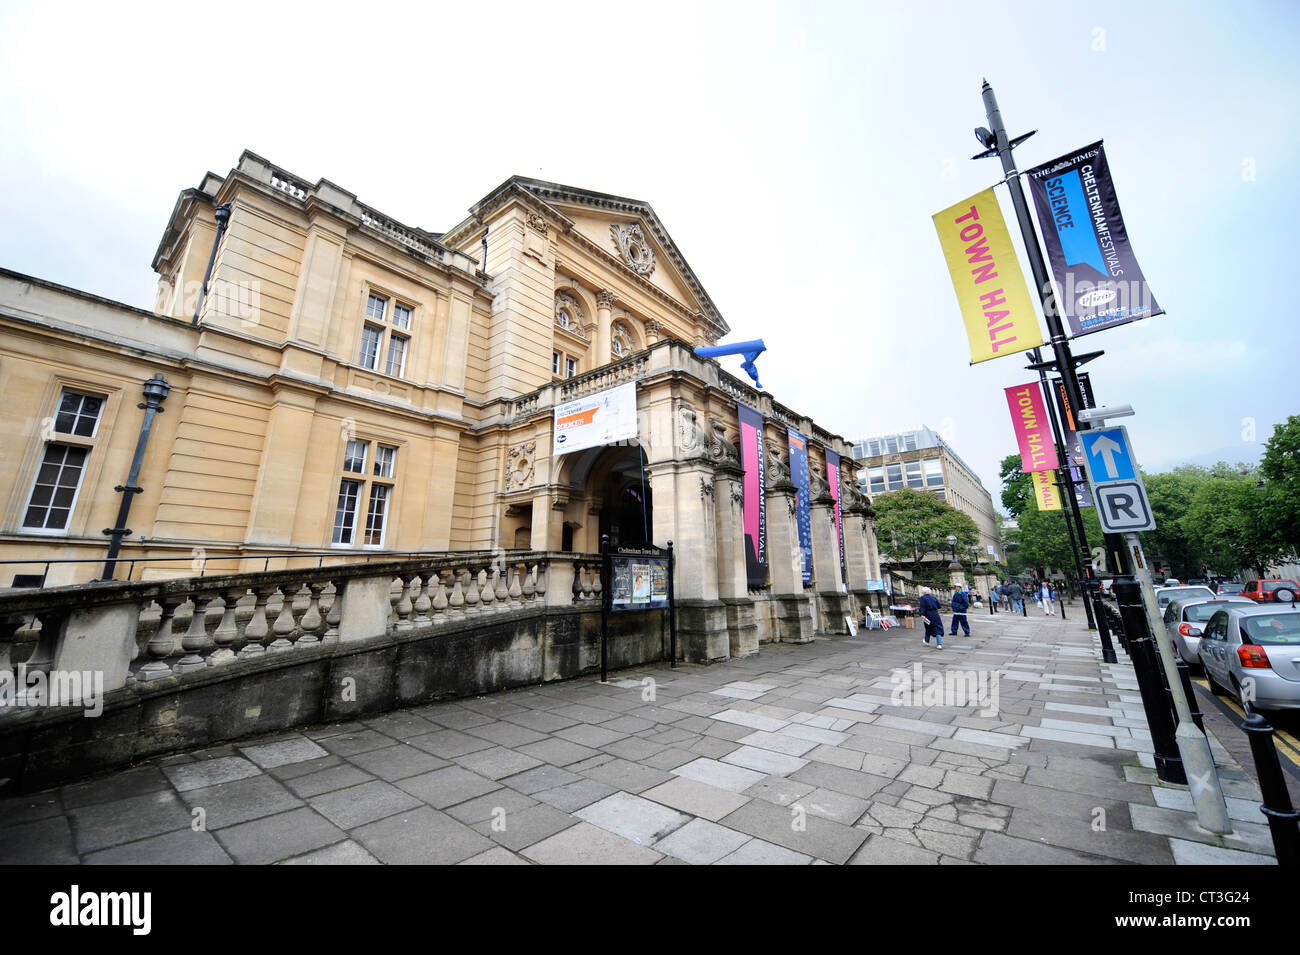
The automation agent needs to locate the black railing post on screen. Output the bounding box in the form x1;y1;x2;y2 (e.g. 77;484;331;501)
600;534;610;683
1115;577;1185;783
667;540;677;668
1242;712;1300;865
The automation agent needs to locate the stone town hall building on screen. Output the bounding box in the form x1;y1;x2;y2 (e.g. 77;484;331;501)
0;151;881;662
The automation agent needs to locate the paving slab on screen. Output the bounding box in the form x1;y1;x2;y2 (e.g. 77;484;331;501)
521;821;663;865
575;791;691;845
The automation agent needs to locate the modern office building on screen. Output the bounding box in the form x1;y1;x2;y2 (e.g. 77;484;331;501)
853;426;1002;565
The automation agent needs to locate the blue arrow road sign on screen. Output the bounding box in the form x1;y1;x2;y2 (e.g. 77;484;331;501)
1080;427;1137;484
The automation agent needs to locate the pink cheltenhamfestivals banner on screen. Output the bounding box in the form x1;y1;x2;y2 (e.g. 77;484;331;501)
825;448;846;581
1004;381;1059;473
738;403;768;588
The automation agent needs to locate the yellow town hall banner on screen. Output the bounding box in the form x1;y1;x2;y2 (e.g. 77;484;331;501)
933;188;1042;363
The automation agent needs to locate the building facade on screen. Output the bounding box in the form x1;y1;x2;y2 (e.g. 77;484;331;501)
852;427;1002;589
0;151;880;661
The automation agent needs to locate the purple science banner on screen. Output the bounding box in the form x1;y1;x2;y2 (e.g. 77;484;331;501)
738;403;768;588
1026;141;1164;337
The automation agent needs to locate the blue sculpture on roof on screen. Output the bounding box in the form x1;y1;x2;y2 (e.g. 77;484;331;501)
694;339;766;390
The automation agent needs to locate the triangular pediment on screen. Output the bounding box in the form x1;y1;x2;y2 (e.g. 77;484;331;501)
455;177;729;340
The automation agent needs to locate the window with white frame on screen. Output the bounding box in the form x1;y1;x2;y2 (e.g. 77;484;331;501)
23;389;106;531
332;438;398;547
552;352;561;376
565;357;577;378
923;458;944;487
359;291;414;379
886;463;904;490
905;461;924;488
868;466;885;494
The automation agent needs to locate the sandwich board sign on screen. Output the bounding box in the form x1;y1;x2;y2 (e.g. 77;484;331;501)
1079;425;1155;532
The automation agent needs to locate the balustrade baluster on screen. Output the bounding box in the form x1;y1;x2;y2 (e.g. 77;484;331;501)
510;563;525;607
268;584;300;652
176;594;218;673
533;563;546;604
240;585;277;658
432;571;450;621
449;570;465;618
494;563;510;608
479;566;497;613
297;582;326;646
572;562;584;603
322;580;344;645
395;574;416;631
463;569;481;615
413;574;433;626
139;594;186;681
209;587;248;665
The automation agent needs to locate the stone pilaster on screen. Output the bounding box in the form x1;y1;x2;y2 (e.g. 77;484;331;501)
648;460;727;663
595;289;615;365
714;464;757;658
766;479;814;643
811;491;848;633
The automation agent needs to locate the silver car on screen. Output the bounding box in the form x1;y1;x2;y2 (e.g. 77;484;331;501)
1197;604;1300;711
1164;595;1254;665
1155;585;1215;613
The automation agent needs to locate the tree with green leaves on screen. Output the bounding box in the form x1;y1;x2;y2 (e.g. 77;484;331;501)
873;488;980;588
1258;415;1300;563
998;453;1101;595
1142;466;1210;580
1183;468;1286;579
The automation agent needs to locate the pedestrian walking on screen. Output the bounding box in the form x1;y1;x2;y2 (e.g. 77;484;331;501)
919;587;944;648
1008;580;1025;614
950;585;971;636
1044;582;1056;616
990;584;1000;613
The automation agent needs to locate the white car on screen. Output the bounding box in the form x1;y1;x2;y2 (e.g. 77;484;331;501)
1155;585;1215;613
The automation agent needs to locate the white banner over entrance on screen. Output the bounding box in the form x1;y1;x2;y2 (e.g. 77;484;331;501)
552;381;638;457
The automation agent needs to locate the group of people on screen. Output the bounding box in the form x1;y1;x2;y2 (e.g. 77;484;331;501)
918;578;1060;648
989;579;1058;616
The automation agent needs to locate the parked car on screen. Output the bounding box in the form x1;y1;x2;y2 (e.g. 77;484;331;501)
1187;578;1208;587
1198;603;1300;711
1242;579;1300;603
1155;585;1215;612
1216;581;1245;596
1164;595;1255;665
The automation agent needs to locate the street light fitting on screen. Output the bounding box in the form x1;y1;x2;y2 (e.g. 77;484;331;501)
1077;404;1134;423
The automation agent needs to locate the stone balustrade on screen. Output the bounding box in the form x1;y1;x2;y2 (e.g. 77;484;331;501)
0;550;593;708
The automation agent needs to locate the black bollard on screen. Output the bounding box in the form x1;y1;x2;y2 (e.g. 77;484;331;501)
1242;712;1300;866
1174;656;1205;734
1114;577;1185;784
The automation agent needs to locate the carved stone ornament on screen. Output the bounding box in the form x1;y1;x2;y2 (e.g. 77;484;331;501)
555;291;583;331
678;406;711;458
610;223;656;277
611;322;632;359
527;212;549;236
707;417;741;467
505;442;536;489
766;447;790;484
809;466;830;500
731;486;743;506
700;478;714;499
596;289;616;310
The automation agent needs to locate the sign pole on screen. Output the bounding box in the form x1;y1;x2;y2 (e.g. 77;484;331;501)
600;533;609;684
667;540;677;669
1124;532;1231;833
979;80;1119;660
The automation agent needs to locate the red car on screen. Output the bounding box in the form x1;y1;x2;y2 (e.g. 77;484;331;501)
1242;579;1300;603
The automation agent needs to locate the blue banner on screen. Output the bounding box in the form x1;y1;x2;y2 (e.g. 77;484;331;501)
788;429;813;584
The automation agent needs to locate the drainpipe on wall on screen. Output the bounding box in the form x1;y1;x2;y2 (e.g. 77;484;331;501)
100;374;171;580
191;202;233;326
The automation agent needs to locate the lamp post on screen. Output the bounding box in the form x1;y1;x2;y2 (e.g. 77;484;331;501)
101;374;170;580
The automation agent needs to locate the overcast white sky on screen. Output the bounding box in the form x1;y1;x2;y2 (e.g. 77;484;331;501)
2;0;1296;509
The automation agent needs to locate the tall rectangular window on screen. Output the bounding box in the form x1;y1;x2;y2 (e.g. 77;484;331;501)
924;458;944;487
905;461;923;488
886;463;904;489
869;466;885;494
364;484;389;546
333;438;398;548
359;291;415;379
23;388;105;532
552;352;561;375
385;335;408;377
333;479;362;545
565;357;577;378
359;324;383;370
24;444;89;530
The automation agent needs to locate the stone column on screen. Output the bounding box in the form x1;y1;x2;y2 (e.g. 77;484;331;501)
595;290;615;366
529;489;561;551
713;463;757;657
842;504;873;619
648;461;727;663
811;491;848;633
766;478;813;643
